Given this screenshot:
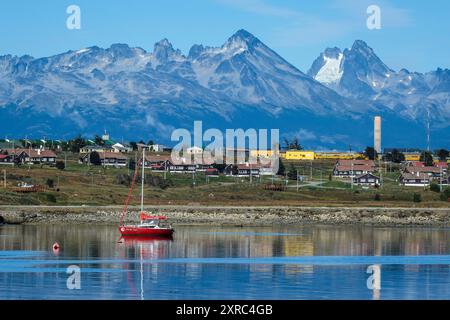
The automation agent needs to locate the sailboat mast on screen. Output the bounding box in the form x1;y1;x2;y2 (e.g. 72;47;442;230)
141;148;145;212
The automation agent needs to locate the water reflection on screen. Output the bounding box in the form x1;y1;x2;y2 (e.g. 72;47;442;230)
0;224;449;299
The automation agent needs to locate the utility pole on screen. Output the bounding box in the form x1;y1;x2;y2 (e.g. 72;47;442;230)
3;169;6;188
379;160;383;189
440;166;443;192
28;142;31;171
351;162;354;190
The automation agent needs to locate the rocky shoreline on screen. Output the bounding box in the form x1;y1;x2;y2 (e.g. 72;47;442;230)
1;205;450;227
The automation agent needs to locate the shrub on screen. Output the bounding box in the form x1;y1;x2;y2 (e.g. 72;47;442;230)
440;188;450;202
128;159;136;171
89;151;102;166
374;194;381;201
46;194;57;203
46;178;55;188
55;161;65;170
430;183;440;193
146;174;173;189
413;193;422;203
116;174;132;186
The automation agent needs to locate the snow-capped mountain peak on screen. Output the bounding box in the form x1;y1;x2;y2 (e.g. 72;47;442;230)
308;47;344;84
308;40;450;125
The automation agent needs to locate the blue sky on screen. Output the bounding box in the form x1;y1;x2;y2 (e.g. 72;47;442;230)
0;0;448;73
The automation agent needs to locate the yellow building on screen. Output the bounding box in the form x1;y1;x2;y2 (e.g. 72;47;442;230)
404;153;421;161
250;150;275;159
314;152;366;160
285;151;315;160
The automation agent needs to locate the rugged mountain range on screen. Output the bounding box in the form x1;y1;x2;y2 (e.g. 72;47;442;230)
308;40;450;128
0;29;448;149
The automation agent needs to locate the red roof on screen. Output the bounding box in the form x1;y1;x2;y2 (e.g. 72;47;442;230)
406;166;441;174
337;160;376;167
401;172;430;180
435;162;448;168
99;152;127;160
0;154;10;159
335;165;376;172
16;149;57;158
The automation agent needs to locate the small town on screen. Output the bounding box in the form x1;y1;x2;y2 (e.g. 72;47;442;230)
1;120;449;207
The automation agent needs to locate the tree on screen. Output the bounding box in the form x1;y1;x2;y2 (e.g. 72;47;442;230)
277;158;285;176
391;149;405;163
283;137;302;151
129;142;138;151
68;135;86;153
436;149;449;162
420;151;434;166
94;135;105;146
148;140;155;146
364;146;378;160
384;149;405;163
89;151;102;166
287;164;297;180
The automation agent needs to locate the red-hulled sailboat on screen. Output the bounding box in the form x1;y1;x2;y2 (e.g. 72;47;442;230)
119;148;174;238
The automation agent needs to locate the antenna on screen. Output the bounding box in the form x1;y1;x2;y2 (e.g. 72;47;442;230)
426;108;431;151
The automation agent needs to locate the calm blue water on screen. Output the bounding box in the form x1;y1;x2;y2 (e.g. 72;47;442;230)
0;224;450;300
